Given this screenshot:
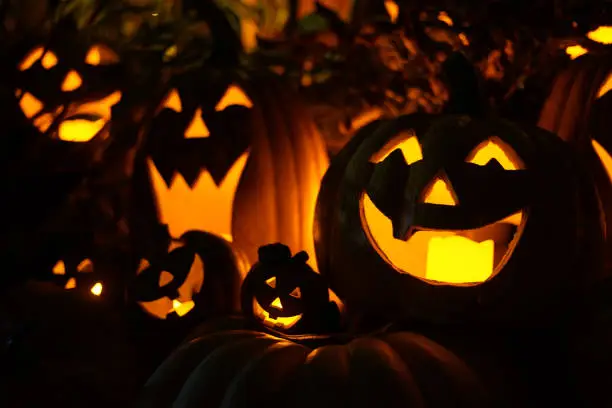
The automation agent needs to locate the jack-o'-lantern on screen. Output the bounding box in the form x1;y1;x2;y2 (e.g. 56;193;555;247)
49;256;102;296
130;69;329;267
315;114;604;326
538;55;612;276
241;243;341;335
128;230;249;321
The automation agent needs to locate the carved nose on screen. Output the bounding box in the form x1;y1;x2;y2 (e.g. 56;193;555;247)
421;173;458;206
61;70;83;91
185;108;210;138
270;297;283;310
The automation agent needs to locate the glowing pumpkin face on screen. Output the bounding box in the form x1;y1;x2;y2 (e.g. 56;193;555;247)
128;230;248;320
14;42;122;143
49;257;104;297
315;114;604;325
241;243;341;335
132;72;329;267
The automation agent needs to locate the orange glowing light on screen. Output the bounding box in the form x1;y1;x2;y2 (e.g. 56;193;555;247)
58;119;105;142
437;11;453;26
597;72;612;99
185;108;210;138
253;298;303;329
565;45;588;60
41;52;58;69
587;26;612;44
19;47;44;71
215;85;253;111
146;152;249;241
592;140;612;186
61;70;83;92
18;92;43;119
64;278;77;290
466;138;524;170
426;236;494;282
90;282;103;296
171;299;195;316
384;0;399;23
422;176;457;206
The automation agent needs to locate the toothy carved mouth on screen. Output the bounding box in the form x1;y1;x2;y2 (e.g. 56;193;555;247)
362;193;525;284
252;298;303;329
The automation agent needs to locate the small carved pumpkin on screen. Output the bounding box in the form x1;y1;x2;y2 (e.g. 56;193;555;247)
128;230;249;321
241;243;341;335
538;54;612;276
131;69;329;267
315;114;603;326
138;328;491;408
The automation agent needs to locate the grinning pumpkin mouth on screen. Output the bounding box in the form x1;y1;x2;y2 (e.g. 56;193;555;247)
252;298;303;329
362;193;525;284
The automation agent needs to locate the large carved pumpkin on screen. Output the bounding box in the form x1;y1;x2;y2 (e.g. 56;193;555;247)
137;327;491;408
538;54;612;276
130;68;329;267
315;114;603;326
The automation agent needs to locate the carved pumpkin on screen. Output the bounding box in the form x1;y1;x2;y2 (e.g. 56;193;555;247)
131;69;329;267
315;114;603;326
241;243;341;335
538;55;612;276
128;230;249;321
137;328;491;408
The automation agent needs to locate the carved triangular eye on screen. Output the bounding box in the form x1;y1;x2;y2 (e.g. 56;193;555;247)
19;47;44;71
270;297;283;310
163;89;182;112
421;173;458;206
137;258;150;274
18;92;44;119
61;70;83;92
77;259;94;273
214;85;253;111
289;287;301;298
266;277;276;288
159;271;174;287
64;278;77;290
41;51;58;69
465;137;524;170
52;261;66;275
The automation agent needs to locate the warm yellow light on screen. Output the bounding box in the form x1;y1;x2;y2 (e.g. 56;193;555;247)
266;276;277;288
458;33;469;46
61;70;83;92
214;85;254;111
185;108;210;138
587;26;612;44
240;20;259;53
146;151;249;241
565;45;588;60
270;297;283;310
437;11;453;26
58;119;105;142
253;298;302;329
384;0;399;23
41;52;58;69
19;47;44;71
90;282;103;296
422;177;457;206
163;89;183;112
426;236;494;283
52;261;66;275
18;91;43;118
85;46;101;65
371;132;423;164
33;113;55;132
597;72;612;99
64;278;77;290
171;299;195;316
466;139;523;170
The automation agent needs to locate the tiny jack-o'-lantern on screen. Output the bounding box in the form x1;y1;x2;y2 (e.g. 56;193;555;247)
49;257;104;297
131;69;328;267
315;114;604;326
539;55;612;276
128;230;249;321
241;243;341;335
12;36;122;143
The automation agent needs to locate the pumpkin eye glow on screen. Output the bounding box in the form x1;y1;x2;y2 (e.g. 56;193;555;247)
465;137;524;170
77;258;94;273
265;276;276;288
41;51;58;69
163;89;183;112
61;70;83;92
371;131;423;164
289;287;302;298
64;278;77;290
18;47;45;70
17;91;44;119
270;297;283;310
214;85;253;111
90;282;103;296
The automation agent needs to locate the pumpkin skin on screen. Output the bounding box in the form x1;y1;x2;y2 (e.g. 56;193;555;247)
137;327;491;408
241;243;342;335
315;114;603;327
538;55;612;276
130;69;329;267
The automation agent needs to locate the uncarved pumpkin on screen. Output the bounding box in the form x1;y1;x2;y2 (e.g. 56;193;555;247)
130;69;329;268
137;327;491;408
315;114;604;326
538;54;612;276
